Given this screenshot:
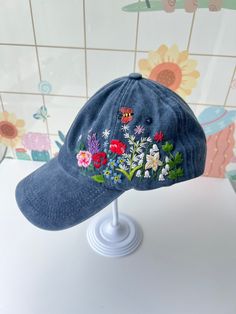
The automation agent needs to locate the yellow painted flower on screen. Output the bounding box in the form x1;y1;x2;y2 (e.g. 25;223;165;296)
0;111;25;147
139;44;200;98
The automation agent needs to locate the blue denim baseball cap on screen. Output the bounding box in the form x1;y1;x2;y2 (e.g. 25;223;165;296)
15;73;206;231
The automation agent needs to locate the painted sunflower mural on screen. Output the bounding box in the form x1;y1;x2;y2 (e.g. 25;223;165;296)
0;111;25;147
138;44;200;99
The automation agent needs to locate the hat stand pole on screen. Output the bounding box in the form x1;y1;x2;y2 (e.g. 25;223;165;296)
87;198;143;258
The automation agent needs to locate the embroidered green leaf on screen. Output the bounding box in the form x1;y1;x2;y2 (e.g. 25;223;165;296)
116;165;142;181
75;142;85;152
91;175;105;183
162;141;173;153
174;152;183;164
168;167;184;180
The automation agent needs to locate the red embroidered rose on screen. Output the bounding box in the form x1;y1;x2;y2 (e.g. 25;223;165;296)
154;131;164;142
110;140;126;155
92;152;108;168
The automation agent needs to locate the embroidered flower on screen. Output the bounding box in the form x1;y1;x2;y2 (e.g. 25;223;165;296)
103;168;112;178
110;139;126;155
154;131;164;142
159;173;165;181
102;129;110;139
76;150;92;168
87;133;99;154
108;159;117;168
150;144;159;155
119;107;133;124
119;164;128;171
144;170;150;178
136;170;142;177
134;125;145;135
111;173;122;184
117;156;126;164
145;152;163;171
92;152;108;169
121;125;129;132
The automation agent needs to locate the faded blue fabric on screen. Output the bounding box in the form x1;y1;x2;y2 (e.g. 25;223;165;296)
15;74;206;231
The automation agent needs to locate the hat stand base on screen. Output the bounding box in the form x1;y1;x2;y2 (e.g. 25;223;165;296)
87;199;143;258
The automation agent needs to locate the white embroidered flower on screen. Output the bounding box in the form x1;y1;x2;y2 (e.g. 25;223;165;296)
165;156;169;163
144;170;150;178
121;125;129;132
161;168;168;175
140;142;146;148
124;133;130;138
132;162;137;168
134;125;145;135
130;135;135;141
159;174;165;181
165;164;170;171
102;128;110;139
145;152;163;171
119;164;128;171
152;144;159;151
138;153;144;159
133;155;139;162
138;159;143;166
136;170;142;177
147;136;152;142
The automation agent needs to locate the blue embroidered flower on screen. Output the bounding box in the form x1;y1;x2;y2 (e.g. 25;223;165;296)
117;156;126;165
108;159;117;169
111;173;122;184
103;168;112;178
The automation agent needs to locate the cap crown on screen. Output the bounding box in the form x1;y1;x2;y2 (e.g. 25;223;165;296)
59;75;206;191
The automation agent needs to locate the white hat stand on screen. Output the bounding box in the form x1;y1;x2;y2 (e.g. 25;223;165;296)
87;198;143;257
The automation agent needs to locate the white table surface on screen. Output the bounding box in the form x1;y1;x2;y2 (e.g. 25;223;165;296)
0;159;236;314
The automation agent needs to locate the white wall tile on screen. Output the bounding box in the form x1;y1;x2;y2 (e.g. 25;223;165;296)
1;93;47;134
86;0;137;50
137;10;193;51
0;46;40;92
0;0;34;44
31;0;84;47
38;47;86;96
87;49;134;96
187;56;235;105
226;73;236;107
45;96;86;134
190;9;236;56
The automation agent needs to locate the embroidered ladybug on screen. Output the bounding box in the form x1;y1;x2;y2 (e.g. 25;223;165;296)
119;107;134;124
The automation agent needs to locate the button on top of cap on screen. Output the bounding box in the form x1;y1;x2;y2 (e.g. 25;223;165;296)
128;72;142;79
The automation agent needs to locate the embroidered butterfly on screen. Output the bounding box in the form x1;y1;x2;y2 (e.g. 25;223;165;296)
33;105;50;122
119;107;134;124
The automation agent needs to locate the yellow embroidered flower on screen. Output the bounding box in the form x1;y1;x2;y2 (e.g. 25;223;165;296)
139;44;200;99
0;111;25;147
145;152;163;171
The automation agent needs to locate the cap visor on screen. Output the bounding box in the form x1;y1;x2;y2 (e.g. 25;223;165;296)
15;157;124;231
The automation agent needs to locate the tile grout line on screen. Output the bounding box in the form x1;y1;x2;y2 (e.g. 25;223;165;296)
186;11;196;51
223;65;236;107
133;1;140;72
0;90;87;99
82;0;89;98
0;42;236;59
28;0;52;155
0;94;4;111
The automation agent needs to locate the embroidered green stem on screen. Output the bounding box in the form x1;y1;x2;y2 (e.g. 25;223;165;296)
116;165;142;181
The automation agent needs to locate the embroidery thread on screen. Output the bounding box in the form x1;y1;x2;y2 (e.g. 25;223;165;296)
75;126;184;184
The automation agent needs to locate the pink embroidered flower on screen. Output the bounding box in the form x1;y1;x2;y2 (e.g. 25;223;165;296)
134;125;145;135
76;150;92;167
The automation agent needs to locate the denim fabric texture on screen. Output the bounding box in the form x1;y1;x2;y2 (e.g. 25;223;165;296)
15;73;206;231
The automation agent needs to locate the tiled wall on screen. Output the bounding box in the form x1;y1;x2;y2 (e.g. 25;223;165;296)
0;0;236;178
